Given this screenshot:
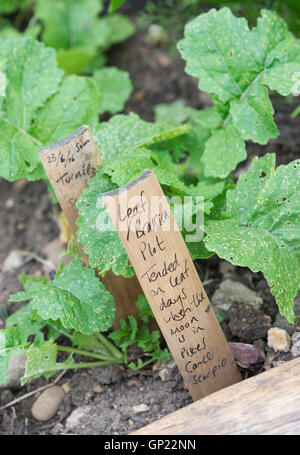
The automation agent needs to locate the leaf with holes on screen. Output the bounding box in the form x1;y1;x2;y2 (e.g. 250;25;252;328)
204;154;300;322
92;113;191;162
21;339;74;384
12;260;115;334
178;8;300;177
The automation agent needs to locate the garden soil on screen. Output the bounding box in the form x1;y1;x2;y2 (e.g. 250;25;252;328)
0;16;300;435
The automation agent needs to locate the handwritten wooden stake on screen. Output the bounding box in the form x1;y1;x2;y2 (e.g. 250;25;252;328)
103;170;242;400
39;125;142;328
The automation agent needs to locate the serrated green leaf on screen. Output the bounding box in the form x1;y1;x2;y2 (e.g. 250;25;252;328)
104;148;189;194
153;102;229;196
186;240;214;260
99;14;135;48
154;99;195;127
230;83;278;145
135;295;154;324
5;301;46;341
108;315;137;351
195;107;224;130
178;8;300;177
204;154;300;322
92;113;190;162
56;48;95;74
21;339;74;384
201;119;246;178
35;0;107;52
31;75;102;144
14;260;115;334
76;170;135;277
0;38;63;131
93;67;132;114
178;7;260;104
0;38;105;182
153;101;210;177
152;348;171;363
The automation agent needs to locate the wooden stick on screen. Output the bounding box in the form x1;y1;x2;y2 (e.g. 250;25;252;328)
103;170;242;401
39;125;142;328
131;357;300;435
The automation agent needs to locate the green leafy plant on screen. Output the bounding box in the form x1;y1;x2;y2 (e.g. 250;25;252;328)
109;296;171;369
0;37;132;182
0;0;135;74
0;264;169;385
76;8;300;324
34;0;135;74
138;1;300;55
1;7;300;389
177;7;300;178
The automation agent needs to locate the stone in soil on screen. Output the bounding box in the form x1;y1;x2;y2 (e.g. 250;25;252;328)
132;404;150;414
3;353;27;388
158;359;177;382
211;279;263;313
31;386;65;422
267;328;291;352
65;405;93;430
229;342;265;365
228;303;271;343
2;250;23;272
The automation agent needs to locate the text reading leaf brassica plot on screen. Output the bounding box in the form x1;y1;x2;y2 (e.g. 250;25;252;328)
103;170;242;400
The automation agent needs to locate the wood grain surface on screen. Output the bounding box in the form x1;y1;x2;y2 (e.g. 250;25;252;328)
132;357;300;435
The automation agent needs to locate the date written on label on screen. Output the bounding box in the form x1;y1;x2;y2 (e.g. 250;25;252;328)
47;139;90;168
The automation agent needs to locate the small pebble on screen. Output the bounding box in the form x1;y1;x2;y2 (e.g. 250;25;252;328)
5;353;27;388
65;405;92;430
229;342;265;365
3;250;23;272
132;404;150;414
291;332;300;357
5;198;14;209
31;386;65;421
92;383;103;393
267;327;291;352
212;279;263;312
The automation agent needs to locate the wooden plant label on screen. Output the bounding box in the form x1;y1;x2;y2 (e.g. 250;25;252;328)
39;125;142;328
103;170;242;400
39;125;101;240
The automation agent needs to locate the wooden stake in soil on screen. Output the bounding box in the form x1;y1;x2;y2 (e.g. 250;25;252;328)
103;170;242;400
39;125;142;328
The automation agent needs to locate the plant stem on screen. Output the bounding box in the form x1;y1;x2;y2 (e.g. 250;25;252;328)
136;358;155;369
95;332;124;360
56;345;123;362
69;359;123;369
